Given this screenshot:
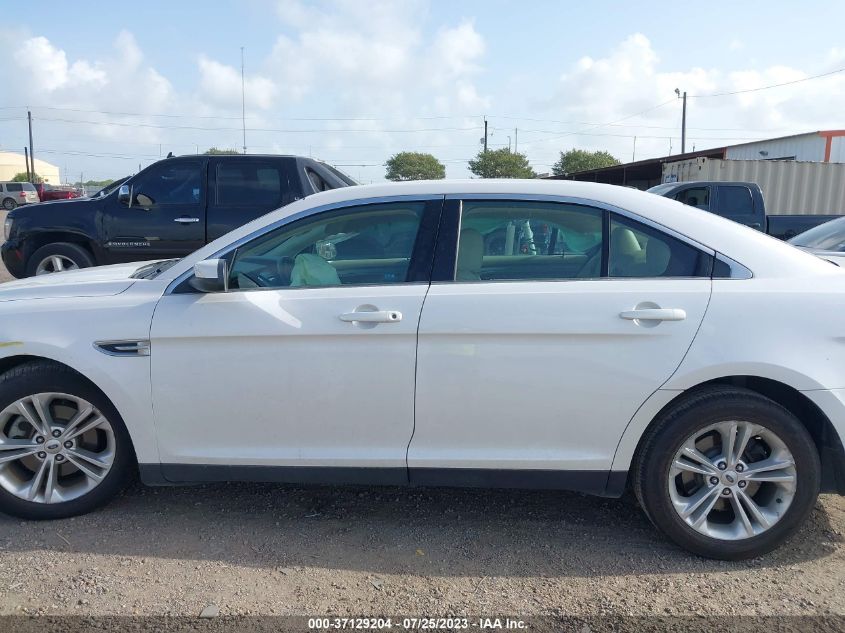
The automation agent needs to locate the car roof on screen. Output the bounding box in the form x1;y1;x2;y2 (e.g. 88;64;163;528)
659;181;759;188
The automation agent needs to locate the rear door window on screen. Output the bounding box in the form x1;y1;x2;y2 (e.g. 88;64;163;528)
454;200;604;281
216;162;285;207
6;183;22;192
608;214;713;278
717;185;755;219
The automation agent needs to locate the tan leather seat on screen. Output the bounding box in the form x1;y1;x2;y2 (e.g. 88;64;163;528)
641;237;671;276
456;229;484;281
609;227;641;276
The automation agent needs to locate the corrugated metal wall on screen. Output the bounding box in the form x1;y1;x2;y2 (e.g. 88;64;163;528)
830;137;845;163
724;134;826;161
663;158;845;215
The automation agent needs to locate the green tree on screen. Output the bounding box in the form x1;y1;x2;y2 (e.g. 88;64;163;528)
551;149;620;176
468;148;535;179
12;172;41;183
385;152;446;181
203;147;241;155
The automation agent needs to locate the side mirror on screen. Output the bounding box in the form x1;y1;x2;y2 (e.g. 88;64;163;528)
118;184;131;206
190;258;228;293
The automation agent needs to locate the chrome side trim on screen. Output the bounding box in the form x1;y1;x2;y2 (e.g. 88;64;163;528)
164;194;445;296
93;340;151;357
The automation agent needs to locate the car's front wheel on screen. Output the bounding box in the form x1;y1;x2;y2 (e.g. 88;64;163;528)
27;242;95;276
0;361;134;519
634;387;820;559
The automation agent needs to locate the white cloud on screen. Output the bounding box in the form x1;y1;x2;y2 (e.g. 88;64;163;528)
520;33;845;169
197;56;277;110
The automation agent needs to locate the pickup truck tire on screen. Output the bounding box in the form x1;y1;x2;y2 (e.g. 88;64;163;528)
26;242;95;276
0;361;135;520
633;386;820;560
2;197;17;210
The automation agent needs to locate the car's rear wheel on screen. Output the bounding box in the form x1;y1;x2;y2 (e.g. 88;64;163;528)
27;242;94;276
2;197;16;210
634;386;820;559
0;362;133;519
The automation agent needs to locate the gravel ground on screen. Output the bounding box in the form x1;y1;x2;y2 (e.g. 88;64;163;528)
0;222;843;621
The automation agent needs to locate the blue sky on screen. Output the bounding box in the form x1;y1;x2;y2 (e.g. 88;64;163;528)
2;0;844;182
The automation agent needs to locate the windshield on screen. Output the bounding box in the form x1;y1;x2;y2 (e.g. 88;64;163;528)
130;259;181;279
788;217;845;251
646;183;677;195
92;177;129;198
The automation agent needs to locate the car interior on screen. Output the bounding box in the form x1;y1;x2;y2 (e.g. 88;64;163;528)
227;205;424;289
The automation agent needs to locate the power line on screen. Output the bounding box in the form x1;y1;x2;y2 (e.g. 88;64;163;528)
7;105;480;122
688;67;845;98
33;116;481;133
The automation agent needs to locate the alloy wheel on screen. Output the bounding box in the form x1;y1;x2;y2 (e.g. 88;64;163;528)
0;393;116;504
35;255;79;275
668;420;797;540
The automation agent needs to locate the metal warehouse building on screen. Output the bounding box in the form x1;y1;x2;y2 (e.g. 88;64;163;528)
549;130;845;190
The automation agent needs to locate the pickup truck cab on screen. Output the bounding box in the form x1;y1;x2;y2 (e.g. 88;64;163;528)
647;181;839;241
2;154;354;277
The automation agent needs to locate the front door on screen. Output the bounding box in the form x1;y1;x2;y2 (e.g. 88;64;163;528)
409;198;713;491
102;158;206;262
149;197;442;483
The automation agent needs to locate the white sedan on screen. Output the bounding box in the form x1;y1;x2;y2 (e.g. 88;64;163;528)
1;180;843;560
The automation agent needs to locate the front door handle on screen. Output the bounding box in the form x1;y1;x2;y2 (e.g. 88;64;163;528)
174;217;200;224
620;308;686;322
339;310;402;323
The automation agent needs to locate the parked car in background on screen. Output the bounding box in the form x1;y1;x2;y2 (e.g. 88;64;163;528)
2;155;355;277
0;179;843;560
0;182;39;210
33;182;83;202
648;181;840;240
788;216;845;266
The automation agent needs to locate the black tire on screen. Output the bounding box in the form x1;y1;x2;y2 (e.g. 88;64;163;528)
0;361;135;520
26;242;94;277
633;386;820;560
2;197;16;210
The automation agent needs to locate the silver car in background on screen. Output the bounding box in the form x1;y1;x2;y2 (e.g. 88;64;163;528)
0;182;39;210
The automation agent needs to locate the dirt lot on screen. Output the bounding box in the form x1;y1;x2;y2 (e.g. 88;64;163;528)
0;227;843;621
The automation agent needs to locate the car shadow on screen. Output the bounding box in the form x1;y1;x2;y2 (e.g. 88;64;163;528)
0;482;839;577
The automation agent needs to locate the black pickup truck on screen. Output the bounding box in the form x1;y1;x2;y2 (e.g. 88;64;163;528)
647;181;841;241
2;154;354;278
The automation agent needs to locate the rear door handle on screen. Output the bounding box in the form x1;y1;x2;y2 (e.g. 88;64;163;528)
339;310;402;323
174;217;200;224
620;308;686;321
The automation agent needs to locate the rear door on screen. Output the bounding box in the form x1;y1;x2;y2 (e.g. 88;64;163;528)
102;158;206;262
409;196;713;491
713;185;761;230
206;157;300;242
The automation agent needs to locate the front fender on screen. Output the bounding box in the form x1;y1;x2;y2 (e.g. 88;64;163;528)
0;287;163;463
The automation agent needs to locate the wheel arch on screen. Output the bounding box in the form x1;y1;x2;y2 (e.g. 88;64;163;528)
0;354;139;465
611;375;845;495
23;232;98;267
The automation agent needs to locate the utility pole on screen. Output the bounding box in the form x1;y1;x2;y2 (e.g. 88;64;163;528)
483;116;488;153
514;128;518;153
675;88;687;154
241;46;247;155
24;147;31;181
632;136;637;162
27;110;34;178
